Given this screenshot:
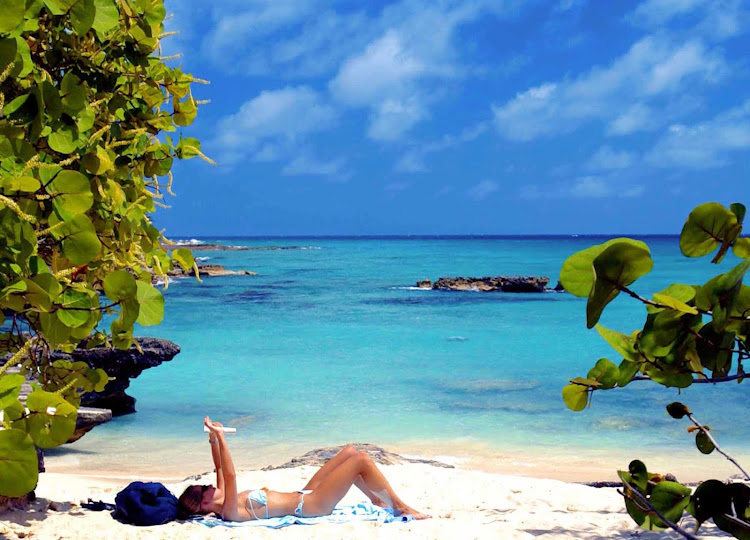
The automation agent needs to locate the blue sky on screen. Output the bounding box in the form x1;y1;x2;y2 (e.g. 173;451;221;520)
156;0;750;236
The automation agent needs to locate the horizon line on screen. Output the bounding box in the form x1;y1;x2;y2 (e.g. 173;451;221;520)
166;233;682;239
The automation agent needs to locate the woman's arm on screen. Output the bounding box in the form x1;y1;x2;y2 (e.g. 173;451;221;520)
209;422;225;492
205;417;238;520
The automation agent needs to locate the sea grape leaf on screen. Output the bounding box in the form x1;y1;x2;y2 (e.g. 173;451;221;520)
562;383;589;411
645;364;693;388
82;146;113;175
103;270;137;302
70;0;95;35
652;293;698;315
649;481;692;528
0;0;25;33
559;238;649;298
586;358;619;389
731;203;747;224
617;359;640;387
135;281;164;326
0;429;38;497
689;480;729;527
48;170;93;220
714;484;750;539
680;202;742;263
171;247;194;271
39;311;72;348
92;0;119;35
734;238;750;259
47;125;79;154
56;288;92;327
25;389;77;448
0;373;25;409
2;175;40;193
587;241;653;328
695;431;715;454
49;214;101;265
596;324;639;362
696;324;734;378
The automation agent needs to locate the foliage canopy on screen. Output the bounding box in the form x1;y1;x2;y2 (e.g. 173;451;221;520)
0;0;204;496
561;201;750;538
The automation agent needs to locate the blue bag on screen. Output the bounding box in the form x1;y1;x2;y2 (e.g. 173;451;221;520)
114;481;178;526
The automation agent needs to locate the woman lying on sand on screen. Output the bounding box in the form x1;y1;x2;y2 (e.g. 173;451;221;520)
176;417;430;521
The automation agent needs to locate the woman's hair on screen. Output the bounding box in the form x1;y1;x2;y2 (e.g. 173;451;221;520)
177;485;206;519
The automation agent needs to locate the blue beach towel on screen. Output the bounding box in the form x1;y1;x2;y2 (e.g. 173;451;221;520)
192;501;413;529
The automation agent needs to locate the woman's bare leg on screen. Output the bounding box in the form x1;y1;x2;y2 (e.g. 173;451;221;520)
301;445;387;507
301;452;429;519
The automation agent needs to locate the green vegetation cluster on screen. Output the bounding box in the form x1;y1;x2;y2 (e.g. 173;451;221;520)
560;202;750;538
0;0;204;497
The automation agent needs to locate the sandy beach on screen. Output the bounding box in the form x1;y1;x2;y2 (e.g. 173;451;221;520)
1;459;732;539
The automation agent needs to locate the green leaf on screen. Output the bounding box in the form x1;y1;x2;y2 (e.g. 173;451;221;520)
47;125;79;154
734;238;750;259
39;311;72;348
559;238;649;298
171;247;194;270
696;431;715;454
2;93;30;116
0;0;25;34
562;383;588;411
586;241;653;328
0;373;25;409
25;389;77;448
730;202;746;225
653;293;698;315
617;359;640;387
595;324;639;362
43;0;76;15
92;0;119;35
680;202;742;263
60;72;87;114
56;288;92;327
70;0;95;35
1;175;40;193
82;146;113;175
49;214;101;265
135;281;164;326
586;358;619;389
48;169;93;219
103;270;137;302
689;480;729;526
649;481;692;527
0;429;38;498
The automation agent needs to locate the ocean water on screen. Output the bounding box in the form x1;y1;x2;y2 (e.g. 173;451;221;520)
47;236;750;479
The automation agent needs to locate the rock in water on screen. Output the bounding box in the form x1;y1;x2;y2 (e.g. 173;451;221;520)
415;276;550;292
52;337;181;415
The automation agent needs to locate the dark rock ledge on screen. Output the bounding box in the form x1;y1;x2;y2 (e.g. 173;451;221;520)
417;276;550;293
167;263;257;278
9;337;181;443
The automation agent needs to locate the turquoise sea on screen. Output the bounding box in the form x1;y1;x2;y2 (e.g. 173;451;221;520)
48;236;750;480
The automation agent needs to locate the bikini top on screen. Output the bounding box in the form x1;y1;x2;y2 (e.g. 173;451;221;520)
246;489;268;520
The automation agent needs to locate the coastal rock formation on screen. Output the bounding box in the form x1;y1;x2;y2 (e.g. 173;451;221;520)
262;443;454;470
416;276;550;293
49;337;181;416
167;264;257;278
553;280;565;291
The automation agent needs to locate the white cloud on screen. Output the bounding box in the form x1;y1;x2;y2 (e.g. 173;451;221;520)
367;98;427;142
394;122;488;172
281;155;347;177
212;86;338;168
586;146;636;170
646;100;750;168
520;176;644;199
492;36;726;141
467;181;499;201
629;0;749;40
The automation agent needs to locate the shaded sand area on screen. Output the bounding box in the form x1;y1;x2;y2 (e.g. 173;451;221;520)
1;447;734;540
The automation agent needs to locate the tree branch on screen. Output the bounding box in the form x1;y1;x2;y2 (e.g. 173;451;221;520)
685;412;750;481
618;479;697;540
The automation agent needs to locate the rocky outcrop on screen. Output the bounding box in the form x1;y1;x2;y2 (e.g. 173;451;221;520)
167;264;257;278
50;337;181;416
262;443;454;470
553;280;565;292
416;276;550;293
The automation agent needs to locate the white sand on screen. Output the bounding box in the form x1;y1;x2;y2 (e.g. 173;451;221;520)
0;464;731;539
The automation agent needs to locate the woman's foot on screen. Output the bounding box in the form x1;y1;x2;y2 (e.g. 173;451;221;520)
394;504;431;520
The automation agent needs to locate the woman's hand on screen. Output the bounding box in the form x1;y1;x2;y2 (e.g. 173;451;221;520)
204;416;225;443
